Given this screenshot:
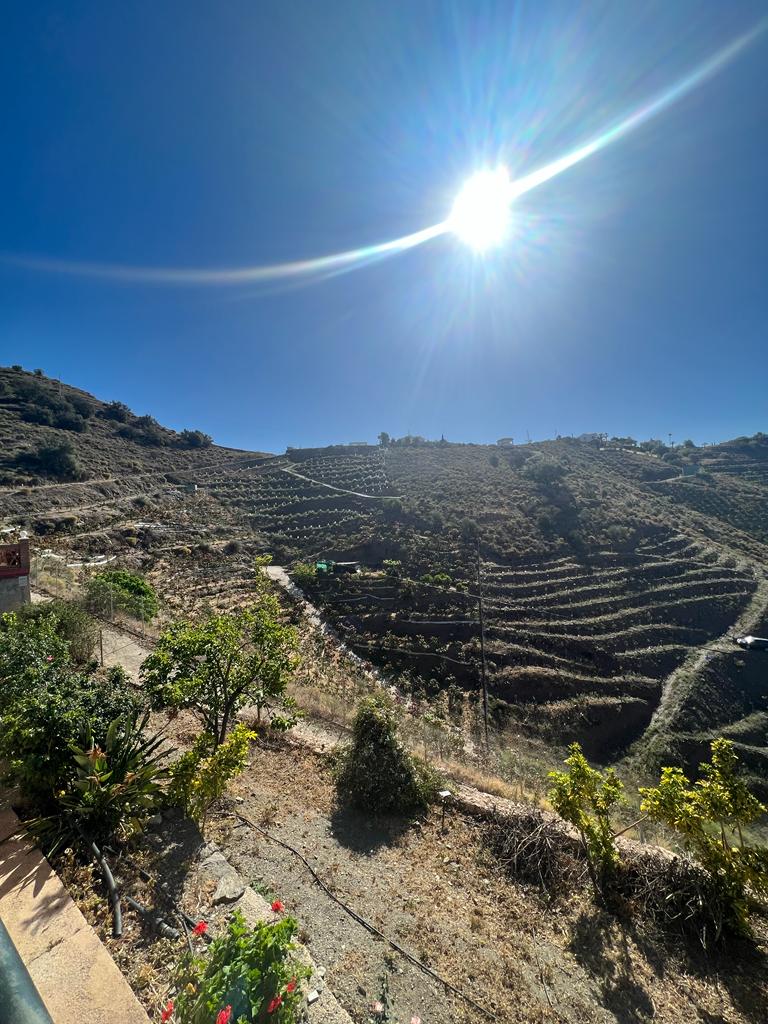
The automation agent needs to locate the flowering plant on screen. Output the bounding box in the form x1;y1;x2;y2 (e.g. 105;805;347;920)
170;911;309;1023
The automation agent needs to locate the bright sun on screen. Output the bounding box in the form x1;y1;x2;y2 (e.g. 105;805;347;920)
449;167;513;251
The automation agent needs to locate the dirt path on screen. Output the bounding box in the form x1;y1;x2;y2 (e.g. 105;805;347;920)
280;465;398;501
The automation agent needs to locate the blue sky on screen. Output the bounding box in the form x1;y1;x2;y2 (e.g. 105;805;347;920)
1;1;766;453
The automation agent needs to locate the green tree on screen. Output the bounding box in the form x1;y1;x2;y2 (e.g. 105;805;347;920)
640;739;768;934
548;743;624;893
142;606;299;745
377;431;391;447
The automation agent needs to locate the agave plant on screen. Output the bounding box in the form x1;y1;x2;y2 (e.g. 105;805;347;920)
29;710;169;856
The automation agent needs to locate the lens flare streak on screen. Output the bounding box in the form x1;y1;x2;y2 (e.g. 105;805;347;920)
2;20;764;287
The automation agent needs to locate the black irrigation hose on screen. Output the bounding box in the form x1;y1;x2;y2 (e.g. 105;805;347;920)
123;896;181;941
110;851;212;943
84;836;123;938
233;810;500;1024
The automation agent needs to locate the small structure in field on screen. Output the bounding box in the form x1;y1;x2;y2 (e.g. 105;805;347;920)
734;635;768;651
315;559;360;575
497;437;514;446
0;538;31;612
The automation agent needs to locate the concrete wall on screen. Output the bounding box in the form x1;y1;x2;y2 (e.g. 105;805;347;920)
0;574;30;613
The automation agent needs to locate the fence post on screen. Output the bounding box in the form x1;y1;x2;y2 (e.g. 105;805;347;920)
99;629;104;667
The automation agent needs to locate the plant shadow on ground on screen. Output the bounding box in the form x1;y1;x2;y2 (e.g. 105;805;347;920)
328;803;415;855
567;907;768;1024
144;810;206;911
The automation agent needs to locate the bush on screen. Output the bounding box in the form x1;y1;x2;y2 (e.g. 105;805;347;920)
640;739;768;936
13;600;98;665
335;695;440;815
0;668;141;806
101;400;131;422
178;429;213;448
0;611;71;712
291;562;317;588
523;455;566;486
548;743;624;894
171;911;310;1024
15;441;81;481
29;711;168;854
85;569;159;621
53;411;88;432
168;723;256;829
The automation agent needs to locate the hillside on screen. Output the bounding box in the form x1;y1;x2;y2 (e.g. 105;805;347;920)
0;365;268;485
1;367;767;791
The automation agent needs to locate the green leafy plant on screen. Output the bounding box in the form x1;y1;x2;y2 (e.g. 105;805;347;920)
168;723;256;829
0;667;141;806
142;603;299;745
291;562;317;588
0;610;71;712
13;600;98;665
640;739;768;935
548;742;624;893
335;695;441;815
85;568;159;621
29;710;168;855
170;910;309;1023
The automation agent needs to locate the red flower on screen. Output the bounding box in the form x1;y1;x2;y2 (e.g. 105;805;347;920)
192;920;208;936
285;978;297;994
160;1000;174;1022
271;900;285;913
215;1006;232;1024
267;996;283;1014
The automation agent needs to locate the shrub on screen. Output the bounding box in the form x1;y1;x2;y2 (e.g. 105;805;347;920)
15;441;81;481
382;496;403;521
53;411;88;432
178;429;213;448
171;910;310;1024
335;695;440;815
29;710;168;854
548;743;624;894
0;668;141;806
523;455;566;486
168;723;256;829
13;600;98;665
101;400;132;422
0;610;71;711
85;569;159;620
291;562;317;588
142;606;299;744
640;739;768;935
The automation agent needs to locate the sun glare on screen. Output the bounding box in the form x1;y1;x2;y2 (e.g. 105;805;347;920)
449;167;513;251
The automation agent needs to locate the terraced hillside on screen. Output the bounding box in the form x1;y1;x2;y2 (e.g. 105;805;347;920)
238;439;768;779
2;367;766;784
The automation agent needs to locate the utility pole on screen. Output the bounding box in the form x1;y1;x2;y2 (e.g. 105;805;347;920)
476;539;489;749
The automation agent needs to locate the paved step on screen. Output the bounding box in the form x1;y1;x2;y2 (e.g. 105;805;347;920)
0;804;149;1024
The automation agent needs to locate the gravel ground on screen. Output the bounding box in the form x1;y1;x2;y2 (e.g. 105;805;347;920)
208;740;768;1024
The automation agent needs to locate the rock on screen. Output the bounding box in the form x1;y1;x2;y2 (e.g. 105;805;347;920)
213;875;246;904
307;990;320;1005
